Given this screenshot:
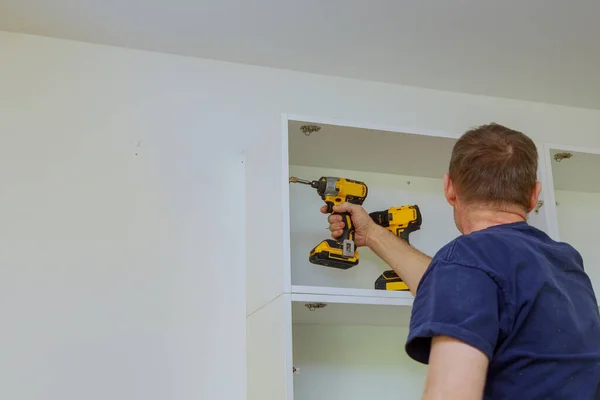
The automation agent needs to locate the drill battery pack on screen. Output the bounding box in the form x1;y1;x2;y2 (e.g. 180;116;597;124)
309;239;359;269
375;270;409;291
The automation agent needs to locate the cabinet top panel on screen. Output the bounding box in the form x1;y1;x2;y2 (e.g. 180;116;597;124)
549;148;600;193
292;297;413;328
288;119;457;180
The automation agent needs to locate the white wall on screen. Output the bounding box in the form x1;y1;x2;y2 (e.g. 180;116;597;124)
1;32;247;400
2;30;600;400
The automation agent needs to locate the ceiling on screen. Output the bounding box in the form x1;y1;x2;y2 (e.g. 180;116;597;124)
2;0;600;109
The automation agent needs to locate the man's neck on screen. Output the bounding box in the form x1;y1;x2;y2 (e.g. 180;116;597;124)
460;207;526;235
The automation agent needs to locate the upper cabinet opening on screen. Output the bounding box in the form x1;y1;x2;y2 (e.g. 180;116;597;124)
545;145;600;300
286;118;460;295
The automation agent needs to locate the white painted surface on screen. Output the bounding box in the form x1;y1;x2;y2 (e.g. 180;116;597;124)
526;158;551;234
0;125;245;398
555;190;600;298
541;144;563;241
291;285;414;303
4;31;600;400
245;120;291;315
292;300;413;327
289;165;459;290
549;148;600;193
1;32;247;400
544;146;600;299
3;1;600;109
542;143;600;241
292;324;427;400
247;295;293;400
288;119;457;179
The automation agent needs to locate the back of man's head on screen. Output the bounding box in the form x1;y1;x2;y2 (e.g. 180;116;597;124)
449;123;538;213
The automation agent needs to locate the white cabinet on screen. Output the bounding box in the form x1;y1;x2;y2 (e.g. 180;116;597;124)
246;114;555;400
542;144;600;298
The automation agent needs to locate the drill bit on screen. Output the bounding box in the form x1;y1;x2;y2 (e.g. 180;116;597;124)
289;176;312;185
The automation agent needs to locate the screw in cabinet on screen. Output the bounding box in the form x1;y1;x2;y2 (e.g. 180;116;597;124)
304;302;327;311
300;124;321;136
554;152;573;162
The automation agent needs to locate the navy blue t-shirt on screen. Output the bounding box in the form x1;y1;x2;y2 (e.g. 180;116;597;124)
406;221;600;399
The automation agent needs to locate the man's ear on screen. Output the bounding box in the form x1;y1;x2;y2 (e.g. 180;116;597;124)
528;181;542;213
444;173;457;207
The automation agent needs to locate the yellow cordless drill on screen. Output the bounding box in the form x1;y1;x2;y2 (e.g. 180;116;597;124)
290;176;368;269
369;204;422;290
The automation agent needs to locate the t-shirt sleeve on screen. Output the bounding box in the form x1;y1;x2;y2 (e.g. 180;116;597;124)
405;260;501;364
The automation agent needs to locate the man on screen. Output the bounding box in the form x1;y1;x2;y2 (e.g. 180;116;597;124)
323;123;600;399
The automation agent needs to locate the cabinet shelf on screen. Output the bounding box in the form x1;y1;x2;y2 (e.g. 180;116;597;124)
291;285;413;306
291;285;413;328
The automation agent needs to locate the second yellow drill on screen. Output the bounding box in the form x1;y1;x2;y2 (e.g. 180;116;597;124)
369;204;422;291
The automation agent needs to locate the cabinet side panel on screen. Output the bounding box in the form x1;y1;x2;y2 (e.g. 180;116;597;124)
245;119;288;315
247;295;293;400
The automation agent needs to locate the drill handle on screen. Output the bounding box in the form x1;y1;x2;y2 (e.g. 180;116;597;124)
325;201;355;243
396;222;420;244
338;212;355;243
397;228;411;244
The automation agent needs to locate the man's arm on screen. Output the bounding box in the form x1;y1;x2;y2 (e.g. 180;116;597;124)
421;335;489;400
367;227;432;296
370;233;493;399
369;230;492;398
405;258;501;400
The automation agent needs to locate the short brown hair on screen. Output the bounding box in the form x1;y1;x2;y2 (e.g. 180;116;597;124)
449;123;538;211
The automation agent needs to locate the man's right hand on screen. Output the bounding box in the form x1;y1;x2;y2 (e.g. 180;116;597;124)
320;202;381;248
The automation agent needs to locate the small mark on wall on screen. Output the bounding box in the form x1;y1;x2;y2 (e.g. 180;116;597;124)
135;140;142;156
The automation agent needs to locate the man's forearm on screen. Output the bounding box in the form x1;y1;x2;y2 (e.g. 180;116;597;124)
367;226;432;296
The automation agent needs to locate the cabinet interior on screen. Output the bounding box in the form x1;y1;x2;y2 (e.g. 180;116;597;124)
291;301;427;400
548;148;600;297
287;120;460;293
